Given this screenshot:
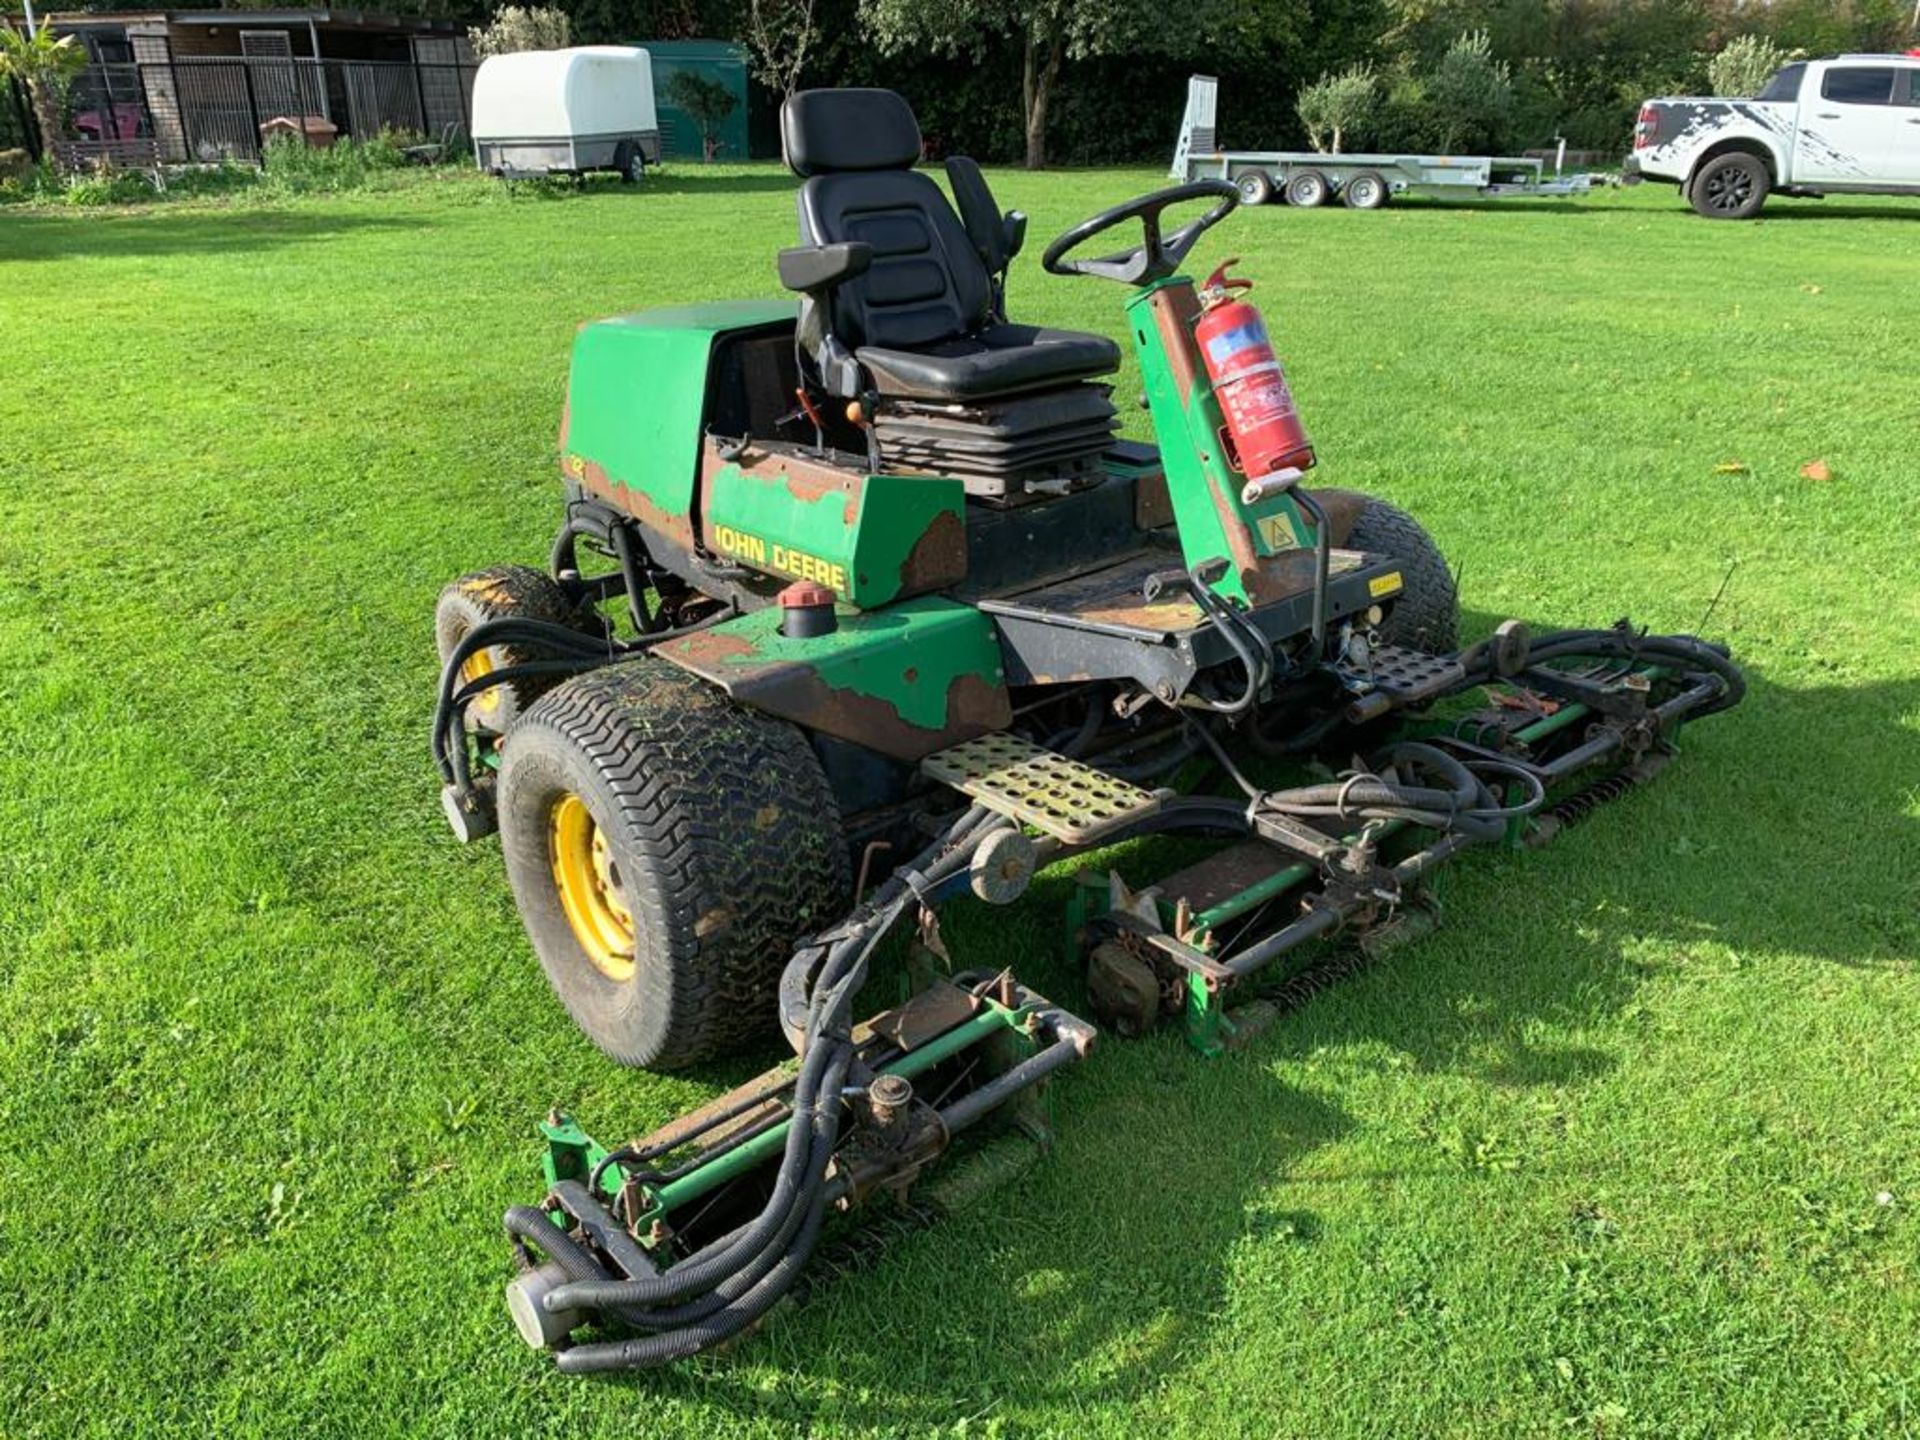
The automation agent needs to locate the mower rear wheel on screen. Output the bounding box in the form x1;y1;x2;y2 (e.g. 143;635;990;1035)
497;659;849;1070
1346;498;1459;653
435;565;585;735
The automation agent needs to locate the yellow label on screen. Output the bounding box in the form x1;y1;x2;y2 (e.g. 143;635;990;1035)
1255;514;1296;551
1368;571;1404;598
712;524;848;592
561;453;587;480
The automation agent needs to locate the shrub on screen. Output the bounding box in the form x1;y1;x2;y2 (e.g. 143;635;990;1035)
1297;65;1378;154
1710;35;1794;97
1427;30;1514;154
59;169;163;206
261;131;414;193
469;6;570;59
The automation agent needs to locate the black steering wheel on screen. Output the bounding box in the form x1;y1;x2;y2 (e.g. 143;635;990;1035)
1041;180;1240;286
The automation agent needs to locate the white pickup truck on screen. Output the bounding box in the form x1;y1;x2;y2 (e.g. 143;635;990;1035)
1626;53;1920;218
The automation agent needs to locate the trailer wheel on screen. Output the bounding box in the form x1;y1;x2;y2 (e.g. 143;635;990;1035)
435;565;586;736
1284;170;1330;208
1341;171;1388;210
1689;152;1768;219
1346;498;1458;652
621;145;646;184
497;659;849;1070
1235;170;1274;206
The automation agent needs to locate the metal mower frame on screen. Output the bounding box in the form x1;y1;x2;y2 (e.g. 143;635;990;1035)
430;90;1744;1374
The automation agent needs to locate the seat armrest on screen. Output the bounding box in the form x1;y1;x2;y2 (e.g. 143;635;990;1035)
778;241;873;296
1002;210;1027;263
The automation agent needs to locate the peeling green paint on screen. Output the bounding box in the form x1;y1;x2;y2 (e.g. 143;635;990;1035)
1128;277;1309;605
561;301;797;526
704;461;965;608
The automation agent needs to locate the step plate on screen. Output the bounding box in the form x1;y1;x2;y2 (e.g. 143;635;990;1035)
1335;644;1466;704
921;733;1162;845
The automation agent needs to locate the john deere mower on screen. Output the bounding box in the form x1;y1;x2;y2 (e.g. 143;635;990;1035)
431;88;1744;1372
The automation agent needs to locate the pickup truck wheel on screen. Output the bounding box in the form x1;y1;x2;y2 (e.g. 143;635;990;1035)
1690;153;1769;219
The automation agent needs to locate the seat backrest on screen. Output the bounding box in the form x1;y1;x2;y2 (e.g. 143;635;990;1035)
782;89;992;352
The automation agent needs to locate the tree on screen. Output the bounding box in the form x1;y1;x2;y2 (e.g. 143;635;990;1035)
859;0;1276;170
0;24;87;156
664;70;737;160
467;5;570;58
1297;64;1378;153
745;0;819;101
1425;29;1511;153
1709;33;1792;97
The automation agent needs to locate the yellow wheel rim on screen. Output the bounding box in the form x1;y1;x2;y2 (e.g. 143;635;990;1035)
461;645;502;718
550;793;636;981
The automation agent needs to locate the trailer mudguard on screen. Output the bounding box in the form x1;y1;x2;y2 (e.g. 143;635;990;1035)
649;598;1012;761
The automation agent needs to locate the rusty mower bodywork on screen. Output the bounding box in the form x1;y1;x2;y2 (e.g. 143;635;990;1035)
431;89;1745;1372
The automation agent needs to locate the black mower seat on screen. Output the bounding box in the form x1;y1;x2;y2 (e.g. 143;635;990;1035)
780;87;1119;403
855;323;1118;402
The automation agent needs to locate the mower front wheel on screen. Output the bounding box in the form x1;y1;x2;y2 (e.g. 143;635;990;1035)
497;659;849;1070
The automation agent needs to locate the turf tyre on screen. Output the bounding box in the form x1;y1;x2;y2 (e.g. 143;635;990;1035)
1346;498;1459;652
435;565;586;735
497;659;849;1070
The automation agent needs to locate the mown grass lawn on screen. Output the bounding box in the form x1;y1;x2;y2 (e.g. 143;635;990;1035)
1;164;1916;1439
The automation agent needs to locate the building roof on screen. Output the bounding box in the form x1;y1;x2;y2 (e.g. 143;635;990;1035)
22;8;466;32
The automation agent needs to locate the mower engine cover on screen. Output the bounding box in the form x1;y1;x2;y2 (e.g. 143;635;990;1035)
559;303;968;608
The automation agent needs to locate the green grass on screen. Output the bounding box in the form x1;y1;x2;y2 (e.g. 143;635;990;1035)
2;164;1917;1439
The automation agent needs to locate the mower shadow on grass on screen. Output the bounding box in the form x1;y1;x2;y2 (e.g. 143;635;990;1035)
641;650;1916;1422
0;210;425;263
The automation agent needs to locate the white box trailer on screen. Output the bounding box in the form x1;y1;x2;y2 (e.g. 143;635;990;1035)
472;46;660;182
1172;75;1595;209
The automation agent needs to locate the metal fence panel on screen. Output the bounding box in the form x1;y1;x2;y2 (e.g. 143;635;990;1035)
67;56;478;166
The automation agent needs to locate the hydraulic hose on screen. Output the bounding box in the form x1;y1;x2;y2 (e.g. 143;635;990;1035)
528;807;999;1370
1255;740;1533;844
432;609;732;794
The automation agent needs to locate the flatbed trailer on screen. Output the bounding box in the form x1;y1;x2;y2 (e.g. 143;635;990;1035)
1172;74;1596;210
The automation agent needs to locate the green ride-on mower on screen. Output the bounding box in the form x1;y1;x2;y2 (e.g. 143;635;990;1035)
431;88;1745;1372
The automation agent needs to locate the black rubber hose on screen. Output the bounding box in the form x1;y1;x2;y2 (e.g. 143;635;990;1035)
550;1046;854;1332
553;1162;838;1374
1457;629;1746;720
503;1206;613;1287
1256;741;1510;843
431;609;732;790
543;1039;849;1313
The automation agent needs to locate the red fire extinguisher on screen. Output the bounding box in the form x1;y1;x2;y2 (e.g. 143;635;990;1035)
1192;258;1315;479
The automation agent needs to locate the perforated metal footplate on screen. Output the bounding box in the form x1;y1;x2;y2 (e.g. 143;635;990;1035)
1335;644;1465;703
921;733;1162;845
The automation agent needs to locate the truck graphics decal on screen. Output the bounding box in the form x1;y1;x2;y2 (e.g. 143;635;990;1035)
1643;99;1869;181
